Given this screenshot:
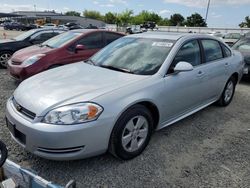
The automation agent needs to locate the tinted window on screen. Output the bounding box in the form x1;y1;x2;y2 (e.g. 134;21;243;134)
201;40;223;62
78;32;103;49
105;32;123;45
35;32;55;41
172;40;201;69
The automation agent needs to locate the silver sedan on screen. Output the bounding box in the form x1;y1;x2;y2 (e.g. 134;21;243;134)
6;32;244;160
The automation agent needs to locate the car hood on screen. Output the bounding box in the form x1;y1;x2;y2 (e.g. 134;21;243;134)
11;45;53;62
14;63;148;116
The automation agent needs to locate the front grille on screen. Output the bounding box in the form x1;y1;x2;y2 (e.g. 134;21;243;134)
37;146;85;154
6;118;26;145
12;98;36;120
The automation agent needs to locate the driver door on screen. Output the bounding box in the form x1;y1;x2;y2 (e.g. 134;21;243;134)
160;40;207;124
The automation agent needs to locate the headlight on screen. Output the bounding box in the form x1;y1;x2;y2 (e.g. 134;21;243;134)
43;103;103;125
22;54;45;67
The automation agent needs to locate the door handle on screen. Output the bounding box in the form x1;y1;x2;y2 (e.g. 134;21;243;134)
197;70;204;77
225;62;229;66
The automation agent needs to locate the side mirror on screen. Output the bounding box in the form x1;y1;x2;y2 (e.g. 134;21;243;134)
75;44;85;52
174;61;194;73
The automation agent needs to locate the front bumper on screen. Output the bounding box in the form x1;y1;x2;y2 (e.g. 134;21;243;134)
5;98;114;160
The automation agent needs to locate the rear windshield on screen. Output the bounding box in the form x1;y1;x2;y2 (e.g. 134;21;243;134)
232;38;250;51
42;31;81;48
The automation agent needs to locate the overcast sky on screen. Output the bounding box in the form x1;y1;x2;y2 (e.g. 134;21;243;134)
0;0;250;27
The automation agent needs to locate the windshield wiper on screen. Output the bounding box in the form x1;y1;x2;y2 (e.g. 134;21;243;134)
100;65;134;74
84;59;95;65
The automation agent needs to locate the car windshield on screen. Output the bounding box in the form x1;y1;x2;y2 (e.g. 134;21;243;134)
41;31;81;48
232;38;250;51
91;37;174;75
14;29;37;41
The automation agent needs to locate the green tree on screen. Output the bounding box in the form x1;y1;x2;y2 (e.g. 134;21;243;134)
65;11;81;17
104;12;117;24
83;10;103;20
185;13;207;27
169;13;185;26
132;10;162;25
158;18;170;26
118;9;133;26
239;16;250;28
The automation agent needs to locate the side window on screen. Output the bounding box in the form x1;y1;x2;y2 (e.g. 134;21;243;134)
171;40;201;71
77;32;103;49
105;32;123;45
201;40;223;62
33;32;55;41
221;43;231;57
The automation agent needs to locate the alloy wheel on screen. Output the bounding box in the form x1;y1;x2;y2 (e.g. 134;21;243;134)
121;115;149;152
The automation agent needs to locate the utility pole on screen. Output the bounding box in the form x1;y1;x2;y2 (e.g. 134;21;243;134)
34;4;36;12
205;0;211;25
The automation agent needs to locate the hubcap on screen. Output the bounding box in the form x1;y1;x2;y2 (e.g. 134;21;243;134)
224;81;234;103
0;53;11;67
122;116;149;152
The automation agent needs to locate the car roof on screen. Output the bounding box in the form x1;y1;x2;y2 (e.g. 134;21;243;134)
70;29;124;35
126;31;212;41
32;28;67;32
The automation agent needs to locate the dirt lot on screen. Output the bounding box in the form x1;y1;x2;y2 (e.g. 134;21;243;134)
0;67;249;187
0;27;24;39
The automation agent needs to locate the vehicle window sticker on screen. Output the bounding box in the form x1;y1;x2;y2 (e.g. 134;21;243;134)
152;42;173;47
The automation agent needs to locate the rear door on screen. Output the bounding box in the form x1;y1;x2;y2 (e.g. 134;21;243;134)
200;39;229;99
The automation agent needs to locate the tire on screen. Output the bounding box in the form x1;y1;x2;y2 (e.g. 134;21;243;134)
109;104;153;160
217;76;236;106
0;140;8;167
0;51;13;68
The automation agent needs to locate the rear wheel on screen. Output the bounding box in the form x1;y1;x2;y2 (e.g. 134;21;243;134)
109;105;153;160
0;51;12;68
217;76;236;106
0;141;8;167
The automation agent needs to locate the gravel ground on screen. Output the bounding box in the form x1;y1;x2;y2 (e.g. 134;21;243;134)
0;68;250;188
0;27;24;39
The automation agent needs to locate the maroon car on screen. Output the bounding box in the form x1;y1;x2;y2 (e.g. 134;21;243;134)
8;29;125;80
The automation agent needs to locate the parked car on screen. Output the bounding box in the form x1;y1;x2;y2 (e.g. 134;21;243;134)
5;32;244;160
232;37;250;77
42;23;57;28
8;30;125;80
126;25;142;34
0;28;65;68
4;22;27;31
222;33;242;46
64;22;83;30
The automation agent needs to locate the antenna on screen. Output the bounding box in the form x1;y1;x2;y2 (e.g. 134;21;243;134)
205;0;211;25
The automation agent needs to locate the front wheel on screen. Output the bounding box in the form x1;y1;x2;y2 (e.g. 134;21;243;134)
0;51;12;68
109;105;153;160
217;76;236;106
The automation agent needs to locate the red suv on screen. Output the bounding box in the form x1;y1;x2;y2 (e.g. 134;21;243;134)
8;29;125;80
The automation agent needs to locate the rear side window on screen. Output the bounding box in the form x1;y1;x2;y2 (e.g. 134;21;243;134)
201;40;223;62
78;32;103;49
221;44;231;57
105;32;123;45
